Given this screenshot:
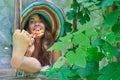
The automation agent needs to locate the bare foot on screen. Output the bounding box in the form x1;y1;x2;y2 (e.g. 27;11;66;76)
11;29;30;68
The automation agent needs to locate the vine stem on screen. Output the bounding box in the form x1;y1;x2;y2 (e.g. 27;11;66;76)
72;0;80;31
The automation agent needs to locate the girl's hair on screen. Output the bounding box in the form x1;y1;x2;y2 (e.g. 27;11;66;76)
24;14;54;66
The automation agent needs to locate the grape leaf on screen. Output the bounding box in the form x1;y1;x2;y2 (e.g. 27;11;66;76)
72;62;99;78
98;62;120;80
66;10;76;20
101;8;120;27
46;67;74;80
71;1;79;12
84;13;90;21
85;27;98;38
66;47;86;68
64;22;72;32
78;12;86;25
72;33;90;47
48;41;70;52
58;67;74;80
49;33;72;52
92;38;105;47
87;47;105;62
60;33;72;41
106;32;116;43
102;42;119;57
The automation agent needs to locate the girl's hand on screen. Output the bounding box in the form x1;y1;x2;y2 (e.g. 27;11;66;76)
25;38;35;57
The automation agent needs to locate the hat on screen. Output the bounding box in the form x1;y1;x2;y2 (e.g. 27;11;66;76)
21;1;65;41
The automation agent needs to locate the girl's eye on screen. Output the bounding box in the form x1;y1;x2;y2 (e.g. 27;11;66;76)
29;20;43;24
30;20;35;24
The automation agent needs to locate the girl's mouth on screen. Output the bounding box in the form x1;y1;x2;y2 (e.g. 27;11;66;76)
30;29;44;38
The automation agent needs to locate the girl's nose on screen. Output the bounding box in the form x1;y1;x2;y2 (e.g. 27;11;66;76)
36;27;40;30
35;21;40;26
34;25;42;30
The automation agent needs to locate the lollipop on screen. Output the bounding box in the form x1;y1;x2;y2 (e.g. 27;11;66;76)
30;30;43;38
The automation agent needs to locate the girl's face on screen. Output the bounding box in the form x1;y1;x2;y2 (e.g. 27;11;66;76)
28;14;45;34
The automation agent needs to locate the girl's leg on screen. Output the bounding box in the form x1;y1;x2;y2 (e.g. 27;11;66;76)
11;30;41;73
19;56;41;73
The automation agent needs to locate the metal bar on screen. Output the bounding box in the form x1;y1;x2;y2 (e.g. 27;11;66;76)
14;0;22;31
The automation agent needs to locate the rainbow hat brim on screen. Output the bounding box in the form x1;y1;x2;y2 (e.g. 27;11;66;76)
21;1;65;41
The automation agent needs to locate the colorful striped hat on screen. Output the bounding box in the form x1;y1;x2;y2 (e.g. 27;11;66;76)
21;1;65;41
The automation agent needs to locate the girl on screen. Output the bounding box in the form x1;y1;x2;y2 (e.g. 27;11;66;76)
11;14;61;73
10;1;64;73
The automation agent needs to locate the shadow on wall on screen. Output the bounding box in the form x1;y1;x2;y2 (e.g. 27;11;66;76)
0;0;13;69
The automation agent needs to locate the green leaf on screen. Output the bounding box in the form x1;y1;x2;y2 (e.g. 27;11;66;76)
48;41;70;52
100;30;116;43
60;33;72;41
66;48;86;68
101;30;110;35
59;67;74;79
65;51;75;65
82;8;90;15
78;12;86;25
112;23;120;34
101;0;116;8
87;47;105;62
98;62;120;80
46;68;58;79
92;38;105;47
73;62;99;78
77;21;94;33
87;73;99;80
64;22;72;32
116;33;120;42
101;13;117;27
84;13;90;21
71;2;79;12
53;57;66;69
58;71;68;80
101;8;120;27
72;21;94;47
85;27;98;38
75;48;86;67
66;10;76;20
49;33;73;52
106;32;116;43
102;42;119;57
47;67;74;80
110;46;119;57
62;68;74;77
46;67;74;80
72;33;90;47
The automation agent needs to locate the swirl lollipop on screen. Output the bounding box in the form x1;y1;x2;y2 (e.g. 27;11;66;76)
30;30;44;38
